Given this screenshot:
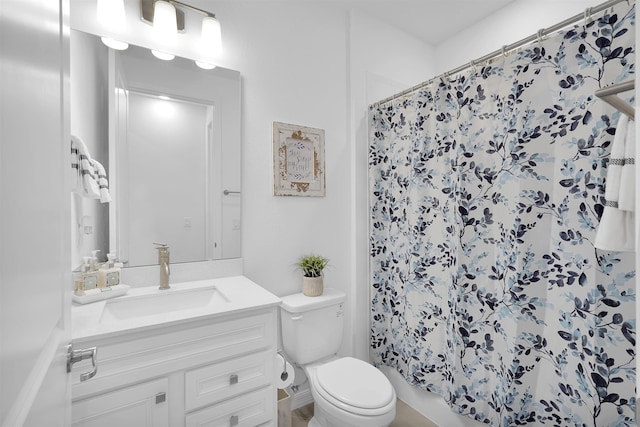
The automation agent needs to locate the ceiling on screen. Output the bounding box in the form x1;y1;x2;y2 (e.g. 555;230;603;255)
339;0;516;45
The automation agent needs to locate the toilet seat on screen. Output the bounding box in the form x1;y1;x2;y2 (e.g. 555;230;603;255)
313;357;395;416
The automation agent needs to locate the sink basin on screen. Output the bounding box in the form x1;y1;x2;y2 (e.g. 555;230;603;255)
100;286;230;322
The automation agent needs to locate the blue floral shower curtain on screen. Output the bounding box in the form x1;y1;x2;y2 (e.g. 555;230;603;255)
369;4;635;426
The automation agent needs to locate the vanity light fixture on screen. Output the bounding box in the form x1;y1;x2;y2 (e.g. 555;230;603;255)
96;0;129;50
140;0;222;67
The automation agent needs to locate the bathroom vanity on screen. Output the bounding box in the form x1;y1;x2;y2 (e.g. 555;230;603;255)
70;276;280;427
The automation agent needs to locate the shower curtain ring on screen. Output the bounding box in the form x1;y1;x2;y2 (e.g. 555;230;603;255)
501;45;507;58
584;7;592;26
537;29;544;46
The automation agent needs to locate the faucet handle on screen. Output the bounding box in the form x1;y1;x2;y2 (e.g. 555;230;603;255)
153;243;170;259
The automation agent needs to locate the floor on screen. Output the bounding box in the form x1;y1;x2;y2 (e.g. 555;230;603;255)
291;399;438;427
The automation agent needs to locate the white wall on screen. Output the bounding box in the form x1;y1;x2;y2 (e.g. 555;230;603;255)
217;2;351;300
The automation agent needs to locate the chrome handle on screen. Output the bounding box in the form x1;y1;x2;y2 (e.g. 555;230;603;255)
67;344;98;382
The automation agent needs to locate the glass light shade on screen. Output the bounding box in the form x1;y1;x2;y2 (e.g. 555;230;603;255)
151;50;175;61
97;0;126;29
200;16;222;57
100;37;129;50
195;61;216;70
153;1;177;41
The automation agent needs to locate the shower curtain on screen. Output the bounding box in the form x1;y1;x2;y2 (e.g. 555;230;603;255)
369;3;635;426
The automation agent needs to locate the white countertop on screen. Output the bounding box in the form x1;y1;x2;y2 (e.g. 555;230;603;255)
72;276;281;341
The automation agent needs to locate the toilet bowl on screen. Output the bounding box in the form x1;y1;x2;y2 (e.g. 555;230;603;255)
304;357;396;427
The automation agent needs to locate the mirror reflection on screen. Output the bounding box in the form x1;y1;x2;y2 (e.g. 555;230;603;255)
70;30;241;268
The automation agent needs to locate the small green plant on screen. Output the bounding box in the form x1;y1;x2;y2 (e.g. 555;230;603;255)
296;254;329;278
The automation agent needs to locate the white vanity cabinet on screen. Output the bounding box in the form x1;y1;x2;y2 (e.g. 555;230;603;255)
71;306;278;427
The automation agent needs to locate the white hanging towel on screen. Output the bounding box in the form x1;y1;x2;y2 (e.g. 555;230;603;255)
594;115;635;252
91;158;112;203
71;135;111;203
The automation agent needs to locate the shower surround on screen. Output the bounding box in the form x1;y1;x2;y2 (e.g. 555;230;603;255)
369;3;635;426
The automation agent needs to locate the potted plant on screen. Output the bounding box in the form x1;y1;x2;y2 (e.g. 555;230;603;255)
296;254;329;297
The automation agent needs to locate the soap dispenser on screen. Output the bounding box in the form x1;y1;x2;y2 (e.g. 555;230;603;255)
97;253;121;288
90;250;101;271
81;256;98;291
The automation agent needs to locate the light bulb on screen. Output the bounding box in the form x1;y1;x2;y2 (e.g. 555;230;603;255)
153;1;177;41
97;0;126;29
200;16;222;57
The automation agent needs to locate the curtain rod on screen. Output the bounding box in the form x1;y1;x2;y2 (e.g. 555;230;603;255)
370;0;629;109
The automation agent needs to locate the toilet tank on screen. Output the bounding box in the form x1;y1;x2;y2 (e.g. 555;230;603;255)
280;288;346;365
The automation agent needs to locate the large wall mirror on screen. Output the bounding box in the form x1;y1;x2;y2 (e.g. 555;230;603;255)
70;30;241;269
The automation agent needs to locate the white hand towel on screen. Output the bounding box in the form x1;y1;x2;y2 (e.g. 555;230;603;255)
71;135;100;199
594;115;635;252
90;158;112;203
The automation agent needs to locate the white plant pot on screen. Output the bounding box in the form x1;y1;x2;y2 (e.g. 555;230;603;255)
302;276;324;297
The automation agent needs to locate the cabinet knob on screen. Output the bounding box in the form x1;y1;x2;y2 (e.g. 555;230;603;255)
155;392;166;404
230;415;239;426
229;374;238;385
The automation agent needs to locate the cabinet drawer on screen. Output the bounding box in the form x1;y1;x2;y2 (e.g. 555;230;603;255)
185;349;274;411
185;386;275;427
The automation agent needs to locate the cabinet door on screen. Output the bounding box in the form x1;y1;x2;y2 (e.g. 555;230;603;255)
72;378;169;427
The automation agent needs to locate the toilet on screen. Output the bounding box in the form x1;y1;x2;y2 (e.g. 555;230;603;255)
280;288;396;427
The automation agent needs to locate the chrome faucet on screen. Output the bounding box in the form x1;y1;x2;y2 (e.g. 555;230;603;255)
154;243;170;290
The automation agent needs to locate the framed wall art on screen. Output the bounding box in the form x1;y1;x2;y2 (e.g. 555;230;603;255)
272;121;325;197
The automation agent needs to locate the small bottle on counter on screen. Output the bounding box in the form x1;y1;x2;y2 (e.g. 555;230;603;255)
74;274;85;296
97;253;121;288
81;256;98;291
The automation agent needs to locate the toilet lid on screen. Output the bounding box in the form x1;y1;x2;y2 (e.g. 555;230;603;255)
315;357;394;410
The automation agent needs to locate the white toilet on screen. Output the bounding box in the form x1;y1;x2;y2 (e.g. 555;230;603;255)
280;288;396;427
